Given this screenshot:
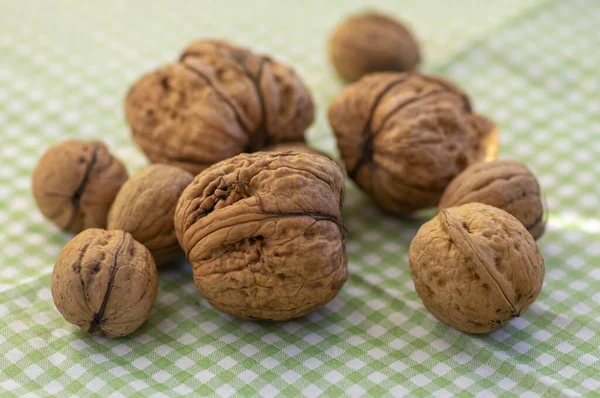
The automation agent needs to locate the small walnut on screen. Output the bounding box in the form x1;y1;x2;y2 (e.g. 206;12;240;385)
409;203;544;334
175;152;348;321
32;140;129;234
125;39;315;174
52;229;158;337
328;72;498;214
439;159;545;239
107;164;194;265
329;12;421;82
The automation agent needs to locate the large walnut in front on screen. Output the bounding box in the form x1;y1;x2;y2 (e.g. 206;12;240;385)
175;152;347;321
125;39;315;174
438;159;545;239
32;140;129;234
52;229;158;338
329;72;498;214
108;164;194;265
409;203;544;334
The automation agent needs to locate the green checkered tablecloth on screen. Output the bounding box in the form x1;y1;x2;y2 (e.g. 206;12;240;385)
1;0;599;396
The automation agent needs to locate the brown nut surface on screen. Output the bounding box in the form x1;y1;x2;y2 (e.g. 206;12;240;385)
329;12;421;82
125;39;315;174
51;229;159;338
32;140;129;234
175;152;348;321
438;159;545;239
264;142;328;158
409;203;544;334
328;72;498;214
108;164;194;265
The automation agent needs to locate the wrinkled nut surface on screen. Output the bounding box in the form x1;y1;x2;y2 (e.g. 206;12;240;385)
264;142;328;158
409;203;544;334
439;159;545;239
32;140;129;234
125;39;315;174
329;72;498;214
329;12;421;82
175;152;348;321
108;164;194;265
52;229;158;338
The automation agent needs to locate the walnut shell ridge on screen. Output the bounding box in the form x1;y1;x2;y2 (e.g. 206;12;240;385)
125;39;315;174
51;229;159;338
409;203;544;334
32;140;129;234
328;72;498;214
108;164;194;265
438;159;545;239
175;152;348;321
329;12;421;82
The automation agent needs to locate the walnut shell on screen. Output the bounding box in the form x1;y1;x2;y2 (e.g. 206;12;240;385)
264;142;328;158
125;39;315;174
329;12;421;82
328;72;498;214
107;164;194;265
51;229;158;337
409;203;544;334
32;140;129;234
438;159;545;239
174;152;348;321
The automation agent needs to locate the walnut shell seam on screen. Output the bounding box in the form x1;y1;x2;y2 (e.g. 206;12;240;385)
86;231;128;334
182;155;345;257
181;45;271;150
440;209;519;315
63;143;100;231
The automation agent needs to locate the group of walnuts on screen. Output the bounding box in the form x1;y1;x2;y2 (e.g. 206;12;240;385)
31;11;545;338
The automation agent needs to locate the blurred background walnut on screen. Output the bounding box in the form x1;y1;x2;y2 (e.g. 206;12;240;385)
108;164;194;265
32;140;128;234
329;11;421;82
51;229;158;338
438;159;545;239
175;152;348;321
328;72;498;214
125;39;315;174
409;203;544;334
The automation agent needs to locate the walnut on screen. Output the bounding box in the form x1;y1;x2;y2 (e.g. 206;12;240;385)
174;152;347;321
32;140;129;234
51;229;158;337
329;12;421;82
439;159;545;239
107;164;194;265
409;203;544;334
125;39;315;174
328;72;498;214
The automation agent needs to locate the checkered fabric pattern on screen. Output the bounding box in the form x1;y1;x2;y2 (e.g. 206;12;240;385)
2;0;600;396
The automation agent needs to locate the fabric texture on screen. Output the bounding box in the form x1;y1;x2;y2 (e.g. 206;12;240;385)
1;0;599;396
